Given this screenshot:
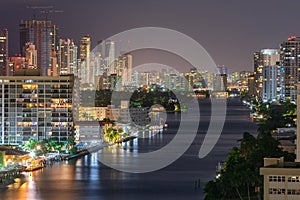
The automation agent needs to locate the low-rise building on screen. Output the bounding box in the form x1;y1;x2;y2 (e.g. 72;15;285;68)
260;157;300;200
74;121;102;147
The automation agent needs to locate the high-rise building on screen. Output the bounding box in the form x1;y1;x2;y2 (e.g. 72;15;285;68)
262;66;278;102
24;42;37;70
19;20;59;76
50;51;58;76
254;49;281;100
115;54;133;87
79;35;91;84
217;66;227;75
297;84;300;161
248;75;255;96
214;66;228;91
0;29;8;76
280;36;300;101
0;72;74;144
231;71;252;87
58;39;78;75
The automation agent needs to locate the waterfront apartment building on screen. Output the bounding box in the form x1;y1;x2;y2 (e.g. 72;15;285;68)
0;72;74;145
280;36;300;101
262;65;279;102
254;49;281;101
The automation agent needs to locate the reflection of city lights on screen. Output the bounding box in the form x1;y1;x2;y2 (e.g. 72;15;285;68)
29;152;35;157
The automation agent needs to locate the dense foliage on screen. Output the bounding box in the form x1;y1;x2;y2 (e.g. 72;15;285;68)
204;102;296;199
23;138;76;155
82;89;181;112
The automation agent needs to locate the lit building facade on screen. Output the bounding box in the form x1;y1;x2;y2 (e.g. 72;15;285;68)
254;49;281;101
58;39;78;75
19;20;59;76
24;42;37;70
79;35;91;84
115;54;133;87
248;75;255;96
280;36;300;101
0;29;8;76
0;73;74;144
262;66;279;102
8;56;26;76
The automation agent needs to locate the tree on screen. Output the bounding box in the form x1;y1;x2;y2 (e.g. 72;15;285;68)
0;152;4;168
204;129;295;199
23;138;39;151
240;132;257;159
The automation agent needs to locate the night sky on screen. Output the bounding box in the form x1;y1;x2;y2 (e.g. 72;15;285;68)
1;0;300;73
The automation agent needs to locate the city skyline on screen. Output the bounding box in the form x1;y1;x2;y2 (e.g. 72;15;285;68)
1;0;300;73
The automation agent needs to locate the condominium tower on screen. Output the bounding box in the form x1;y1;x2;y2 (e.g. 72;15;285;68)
0;71;74;144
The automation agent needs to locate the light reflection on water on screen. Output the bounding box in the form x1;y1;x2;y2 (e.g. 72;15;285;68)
0;99;258;200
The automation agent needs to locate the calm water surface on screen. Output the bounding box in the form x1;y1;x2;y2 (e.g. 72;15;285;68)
0;98;257;200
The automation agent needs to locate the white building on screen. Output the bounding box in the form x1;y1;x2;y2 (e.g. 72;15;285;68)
262;65;278;102
75;121;102;147
58;38;78;76
254;49;281;100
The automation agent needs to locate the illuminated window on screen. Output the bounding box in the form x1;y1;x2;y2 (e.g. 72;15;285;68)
269;188;285;195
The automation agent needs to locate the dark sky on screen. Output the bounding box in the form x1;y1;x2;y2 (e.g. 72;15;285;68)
1;0;300;73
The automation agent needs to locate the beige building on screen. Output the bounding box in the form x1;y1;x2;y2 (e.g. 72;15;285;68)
259;84;300;199
78;107;107;121
260;157;300;200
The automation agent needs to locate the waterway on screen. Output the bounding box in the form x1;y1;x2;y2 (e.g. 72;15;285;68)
0;98;257;200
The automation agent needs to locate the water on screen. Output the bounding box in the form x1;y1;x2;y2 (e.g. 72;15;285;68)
0;98;257;200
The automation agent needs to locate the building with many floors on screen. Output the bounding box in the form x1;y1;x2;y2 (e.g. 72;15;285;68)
19;20;59;76
0;29;8;76
254;49;281;101
260;84;300;199
280;36;300;101
260;157;300;200
0;71;74;144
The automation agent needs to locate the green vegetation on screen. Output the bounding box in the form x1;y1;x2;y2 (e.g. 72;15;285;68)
257;101;296;132
81;89;181;112
130;89;180;112
204;102;296;200
23;138;76;155
0;152;4;168
103;122;124;144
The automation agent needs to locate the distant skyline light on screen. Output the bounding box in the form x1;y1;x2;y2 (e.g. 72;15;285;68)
1;0;300;73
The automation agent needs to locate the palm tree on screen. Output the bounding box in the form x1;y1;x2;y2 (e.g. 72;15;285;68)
23;138;39;151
